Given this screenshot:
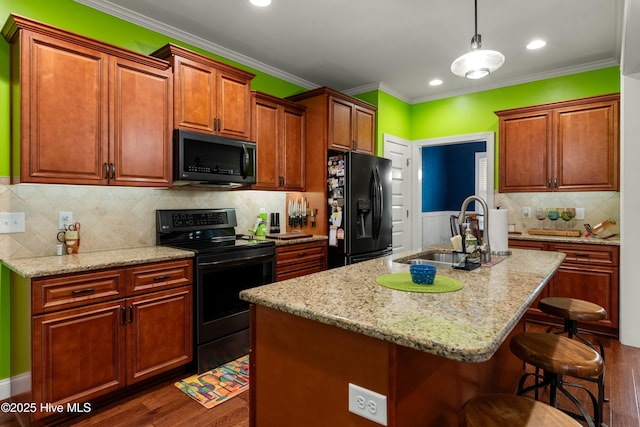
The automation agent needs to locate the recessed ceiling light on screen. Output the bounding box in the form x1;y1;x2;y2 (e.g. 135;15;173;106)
250;0;271;6
526;39;546;50
429;79;443;86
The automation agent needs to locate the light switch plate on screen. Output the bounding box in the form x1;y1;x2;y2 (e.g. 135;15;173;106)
522;207;531;218
58;211;73;230
0;212;26;234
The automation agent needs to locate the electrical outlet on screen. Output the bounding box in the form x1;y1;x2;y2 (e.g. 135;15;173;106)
522;207;531;219
0;212;26;234
576;208;585;220
348;383;387;426
58;211;73;230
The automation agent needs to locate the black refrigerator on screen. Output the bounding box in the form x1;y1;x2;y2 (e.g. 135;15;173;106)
327;151;392;268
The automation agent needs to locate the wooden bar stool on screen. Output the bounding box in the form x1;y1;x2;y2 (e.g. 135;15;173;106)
538;297;606;358
459;394;582;427
510;332;604;427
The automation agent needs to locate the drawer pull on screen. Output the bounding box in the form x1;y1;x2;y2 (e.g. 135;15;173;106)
298;252;307;257
71;288;95;295
153;275;171;281
575;253;590;257
121;306;126;325
129;305;133;323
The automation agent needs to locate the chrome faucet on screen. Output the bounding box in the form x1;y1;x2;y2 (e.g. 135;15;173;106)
458;195;491;263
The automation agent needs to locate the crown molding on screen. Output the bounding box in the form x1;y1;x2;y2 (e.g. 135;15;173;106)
74;0;318;90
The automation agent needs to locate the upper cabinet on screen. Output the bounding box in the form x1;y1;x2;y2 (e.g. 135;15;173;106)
289;87;376;154
496;94;620;193
152;44;255;140
251;91;306;191
2;15;173;187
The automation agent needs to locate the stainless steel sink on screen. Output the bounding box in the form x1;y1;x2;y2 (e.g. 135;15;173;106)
394;250;461;268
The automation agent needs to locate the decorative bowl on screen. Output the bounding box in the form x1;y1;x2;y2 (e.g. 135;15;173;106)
410;264;437;285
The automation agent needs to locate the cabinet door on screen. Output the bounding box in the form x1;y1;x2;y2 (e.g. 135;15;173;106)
498;111;552;192
126;286;193;384
353;105;375;154
329;96;355;151
217;71;252;140
110;57;173;186
281;105;305;190
252;96;281;189
19;31;109;184
555;99;619;191
549;264;618;330
32;301;125;413
173;56;217;133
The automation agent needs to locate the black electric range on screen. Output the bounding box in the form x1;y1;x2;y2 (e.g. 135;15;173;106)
156;208;275;373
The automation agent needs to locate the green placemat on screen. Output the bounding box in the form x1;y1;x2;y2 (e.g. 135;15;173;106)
376;273;464;293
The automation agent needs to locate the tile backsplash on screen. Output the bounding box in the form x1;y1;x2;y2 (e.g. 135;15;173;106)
0;184;286;259
494;191;620;234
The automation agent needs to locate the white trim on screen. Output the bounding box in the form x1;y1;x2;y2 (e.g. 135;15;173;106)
411;132;495;251
0;372;31;400
74;0;318;90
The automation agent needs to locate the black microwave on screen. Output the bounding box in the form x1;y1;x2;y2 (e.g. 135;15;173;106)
174;129;256;186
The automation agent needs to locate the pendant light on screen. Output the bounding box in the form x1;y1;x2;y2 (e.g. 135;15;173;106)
451;0;504;79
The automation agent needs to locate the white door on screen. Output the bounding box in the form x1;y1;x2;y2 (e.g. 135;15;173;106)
384;134;412;254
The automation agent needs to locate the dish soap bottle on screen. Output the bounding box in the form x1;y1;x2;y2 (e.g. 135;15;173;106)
464;227;477;256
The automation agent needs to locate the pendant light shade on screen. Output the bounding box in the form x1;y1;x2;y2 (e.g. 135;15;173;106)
451;1;504;79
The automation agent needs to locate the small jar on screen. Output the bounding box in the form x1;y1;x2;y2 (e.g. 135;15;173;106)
56;243;64;256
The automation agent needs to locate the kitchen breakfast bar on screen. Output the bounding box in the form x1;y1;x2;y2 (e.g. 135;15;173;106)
240;248;566;427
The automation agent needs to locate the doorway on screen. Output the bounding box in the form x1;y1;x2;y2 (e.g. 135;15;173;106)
411;132;495;250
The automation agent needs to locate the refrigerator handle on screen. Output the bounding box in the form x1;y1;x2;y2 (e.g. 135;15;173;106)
373;166;383;240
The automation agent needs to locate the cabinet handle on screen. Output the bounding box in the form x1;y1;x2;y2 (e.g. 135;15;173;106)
218;118;222;131
128;305;133;323
104;163;110;179
121;306;126;325
153;275;171;281
110;163;116;179
547;178;551;188
575;253;590;257
353;140;357;150
71;288;95;295
298;252;307;257
279;176;284;187
553;178;558;188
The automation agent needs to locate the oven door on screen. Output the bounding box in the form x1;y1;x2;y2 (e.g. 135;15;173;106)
195;246;274;345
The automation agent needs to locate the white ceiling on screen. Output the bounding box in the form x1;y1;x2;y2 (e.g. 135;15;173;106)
77;0;625;103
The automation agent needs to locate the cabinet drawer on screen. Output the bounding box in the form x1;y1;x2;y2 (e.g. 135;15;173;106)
33;269;125;314
549;243;619;266
127;259;193;294
275;241;327;280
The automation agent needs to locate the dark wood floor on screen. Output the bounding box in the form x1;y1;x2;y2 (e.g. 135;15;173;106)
2;322;639;426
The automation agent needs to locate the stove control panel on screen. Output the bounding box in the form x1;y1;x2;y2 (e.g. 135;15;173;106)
156;209;238;233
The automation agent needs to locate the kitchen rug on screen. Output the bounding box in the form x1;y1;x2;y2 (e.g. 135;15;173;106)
376;273;464;293
174;354;249;409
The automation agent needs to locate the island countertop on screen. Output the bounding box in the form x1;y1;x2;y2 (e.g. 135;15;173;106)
240;248;565;363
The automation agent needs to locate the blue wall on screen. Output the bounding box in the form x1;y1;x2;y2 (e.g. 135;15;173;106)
422;141;486;212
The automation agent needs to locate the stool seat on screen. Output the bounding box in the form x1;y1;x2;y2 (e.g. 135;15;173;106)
539;297;607;322
459;394;582;427
510;333;603;378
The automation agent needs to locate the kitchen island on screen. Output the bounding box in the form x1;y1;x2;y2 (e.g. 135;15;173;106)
240;248;565;427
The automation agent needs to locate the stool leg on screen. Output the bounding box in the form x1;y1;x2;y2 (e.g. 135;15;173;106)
557;377;597;427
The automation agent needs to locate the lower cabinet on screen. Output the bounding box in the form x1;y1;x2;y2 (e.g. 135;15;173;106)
29;259;193;421
275;240;328;281
509;239;619;337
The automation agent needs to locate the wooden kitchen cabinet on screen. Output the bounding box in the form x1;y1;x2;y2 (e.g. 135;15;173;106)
25;259;193;421
251;91;306;191
153;44;255;140
3;15;173;187
496;94;619;193
509;239;619;337
275;240;328;281
286;87;377;236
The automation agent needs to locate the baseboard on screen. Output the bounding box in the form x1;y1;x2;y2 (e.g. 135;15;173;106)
0;373;31;400
0;377;9;401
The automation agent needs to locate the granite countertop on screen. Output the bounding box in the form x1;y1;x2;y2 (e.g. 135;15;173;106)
270;234;328;246
509;232;620;246
2;246;195;278
241;248;565;363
